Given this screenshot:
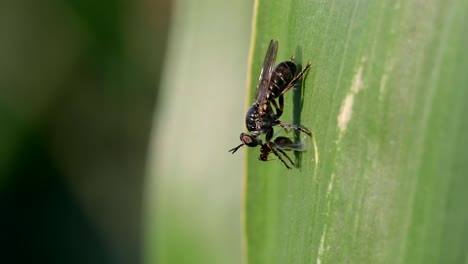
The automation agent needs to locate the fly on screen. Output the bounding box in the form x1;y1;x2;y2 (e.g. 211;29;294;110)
229;40;312;154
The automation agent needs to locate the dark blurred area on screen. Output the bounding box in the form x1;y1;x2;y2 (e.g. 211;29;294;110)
0;0;171;263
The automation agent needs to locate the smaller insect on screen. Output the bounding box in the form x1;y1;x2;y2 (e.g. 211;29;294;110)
259;136;307;169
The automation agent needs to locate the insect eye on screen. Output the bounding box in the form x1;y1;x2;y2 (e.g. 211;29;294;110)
240;133;260;147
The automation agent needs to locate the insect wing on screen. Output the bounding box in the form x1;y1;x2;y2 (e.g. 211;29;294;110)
254;40;278;111
274;136;308;152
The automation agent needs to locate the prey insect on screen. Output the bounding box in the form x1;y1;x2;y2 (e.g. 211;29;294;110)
229;40;312;154
259;136;307;169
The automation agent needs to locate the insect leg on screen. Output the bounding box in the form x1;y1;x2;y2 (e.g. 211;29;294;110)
278;63;311;97
275;147;294;166
270;96;284;118
267;142;292;169
265;127;274;143
278;121;312;137
279;95;284;115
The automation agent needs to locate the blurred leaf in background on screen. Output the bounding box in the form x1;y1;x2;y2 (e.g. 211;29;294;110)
144;0;253;264
0;0;171;263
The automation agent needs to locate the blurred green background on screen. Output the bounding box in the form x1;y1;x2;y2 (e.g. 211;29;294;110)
0;0;251;263
3;0;467;263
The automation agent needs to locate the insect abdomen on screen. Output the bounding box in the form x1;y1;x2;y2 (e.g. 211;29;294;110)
269;61;296;98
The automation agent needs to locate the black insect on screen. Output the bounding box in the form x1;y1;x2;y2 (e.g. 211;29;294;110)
259;136;307;169
229;40;312;155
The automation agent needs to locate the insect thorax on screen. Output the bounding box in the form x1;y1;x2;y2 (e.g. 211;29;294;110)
245;103;277;134
245;104;260;132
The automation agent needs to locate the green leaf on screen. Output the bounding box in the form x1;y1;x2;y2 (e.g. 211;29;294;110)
244;0;468;263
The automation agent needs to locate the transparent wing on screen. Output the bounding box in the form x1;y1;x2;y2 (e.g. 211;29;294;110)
276;141;308;151
274;136;308;151
254;40;278;107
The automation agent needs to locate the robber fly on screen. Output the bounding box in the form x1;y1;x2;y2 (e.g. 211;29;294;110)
259;136;307;169
229;40;312;154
